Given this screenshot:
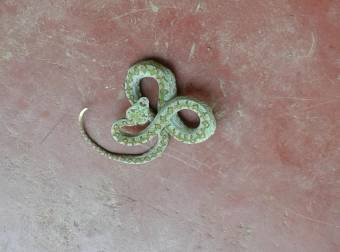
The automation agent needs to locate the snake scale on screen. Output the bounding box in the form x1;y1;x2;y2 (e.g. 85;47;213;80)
79;60;216;164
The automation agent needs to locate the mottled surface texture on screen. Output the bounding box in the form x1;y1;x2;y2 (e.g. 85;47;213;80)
0;0;339;251
80;60;216;164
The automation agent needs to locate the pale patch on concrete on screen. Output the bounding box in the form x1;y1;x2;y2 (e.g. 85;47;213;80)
336;59;340;66
222;103;250;146
149;1;159;13
327;1;340;23
1;51;13;61
65;50;73;58
118;90;125;100
215;110;226;120
294;175;315;191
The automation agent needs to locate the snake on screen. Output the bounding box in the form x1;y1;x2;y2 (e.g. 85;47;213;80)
79;60;216;164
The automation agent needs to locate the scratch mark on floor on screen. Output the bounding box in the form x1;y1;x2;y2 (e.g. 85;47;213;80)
265;96;340;104
112;8;150;20
112;5;178;20
218;79;227;97
271;196;340;229
73;82;86;101
287;206;339;228
306;32;317;58
33;57;67;69
163;151;199;171
40;115;65;144
166;147;211;170
188;43;196;62
122;193;215;235
2;121;18;137
195;0;202;13
304;99;340;111
265;96;315;101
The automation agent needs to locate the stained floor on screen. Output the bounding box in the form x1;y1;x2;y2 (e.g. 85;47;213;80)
0;0;339;251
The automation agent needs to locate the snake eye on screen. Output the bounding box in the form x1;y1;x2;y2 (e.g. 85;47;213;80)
139;97;149;107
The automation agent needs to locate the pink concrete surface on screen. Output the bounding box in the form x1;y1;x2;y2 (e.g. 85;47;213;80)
1;0;339;251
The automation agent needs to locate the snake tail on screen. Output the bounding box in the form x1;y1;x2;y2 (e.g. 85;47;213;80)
78;108;170;164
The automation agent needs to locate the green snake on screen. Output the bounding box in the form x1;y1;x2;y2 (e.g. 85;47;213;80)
79;60;216;164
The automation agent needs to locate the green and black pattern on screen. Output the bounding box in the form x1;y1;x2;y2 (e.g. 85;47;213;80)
79;60;216;164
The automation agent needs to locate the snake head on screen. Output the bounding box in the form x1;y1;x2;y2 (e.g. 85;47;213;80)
126;97;151;125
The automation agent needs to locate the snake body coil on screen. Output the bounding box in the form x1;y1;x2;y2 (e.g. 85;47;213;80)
79;60;216;164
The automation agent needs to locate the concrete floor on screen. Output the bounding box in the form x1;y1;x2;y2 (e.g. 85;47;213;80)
1;0;340;251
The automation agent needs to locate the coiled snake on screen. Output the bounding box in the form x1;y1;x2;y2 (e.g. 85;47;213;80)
79;60;216;164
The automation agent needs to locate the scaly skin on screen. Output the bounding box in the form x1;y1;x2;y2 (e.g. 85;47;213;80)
79;60;216;164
